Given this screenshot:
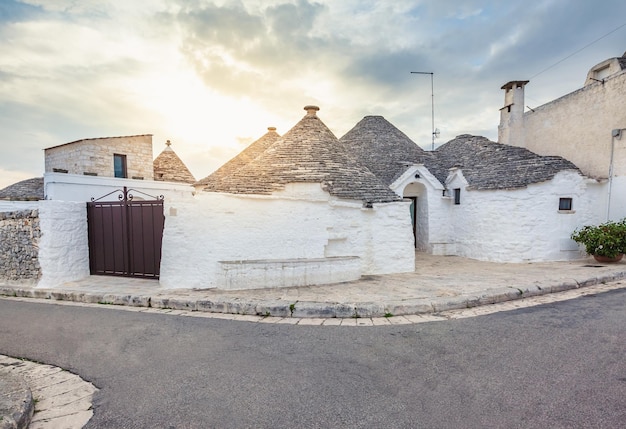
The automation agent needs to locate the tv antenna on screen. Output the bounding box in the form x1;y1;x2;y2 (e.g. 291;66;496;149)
410;71;438;150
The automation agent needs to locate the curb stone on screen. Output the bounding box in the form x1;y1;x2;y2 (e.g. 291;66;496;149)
0;271;625;319
0;369;34;429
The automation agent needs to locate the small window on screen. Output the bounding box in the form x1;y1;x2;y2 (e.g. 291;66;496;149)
114;154;127;178
454;188;461;205
595;65;611;80
559;197;573;211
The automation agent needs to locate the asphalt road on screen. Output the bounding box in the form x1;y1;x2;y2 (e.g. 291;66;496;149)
0;290;625;428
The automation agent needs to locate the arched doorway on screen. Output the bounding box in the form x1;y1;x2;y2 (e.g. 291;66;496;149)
402;182;428;251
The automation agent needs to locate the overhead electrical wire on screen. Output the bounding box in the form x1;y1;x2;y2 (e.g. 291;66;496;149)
529;21;626;80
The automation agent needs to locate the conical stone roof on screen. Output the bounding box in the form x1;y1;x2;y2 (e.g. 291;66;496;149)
435;135;580;190
0;177;44;201
340;115;445;185
203;106;401;204
153;141;196;184
195;127;281;189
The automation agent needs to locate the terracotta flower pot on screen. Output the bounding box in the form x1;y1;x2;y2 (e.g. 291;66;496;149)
593;254;624;263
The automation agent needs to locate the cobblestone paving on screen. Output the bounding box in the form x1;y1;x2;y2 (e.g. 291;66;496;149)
0;355;97;429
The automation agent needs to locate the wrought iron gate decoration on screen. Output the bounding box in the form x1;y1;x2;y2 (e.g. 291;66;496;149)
87;187;165;279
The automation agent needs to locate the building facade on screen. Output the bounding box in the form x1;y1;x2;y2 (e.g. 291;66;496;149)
44;135;155;180
498;51;626;220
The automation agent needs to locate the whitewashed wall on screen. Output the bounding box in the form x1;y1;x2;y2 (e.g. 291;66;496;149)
160;183;415;289
447;171;605;262
607;175;626;221
44;173;194;202
37;201;89;287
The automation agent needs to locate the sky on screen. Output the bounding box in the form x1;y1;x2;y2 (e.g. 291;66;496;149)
1;0;626;189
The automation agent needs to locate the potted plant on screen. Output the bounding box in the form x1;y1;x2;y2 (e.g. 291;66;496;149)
571;219;626;262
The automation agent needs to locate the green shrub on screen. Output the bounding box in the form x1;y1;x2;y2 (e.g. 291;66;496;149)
571;219;626;258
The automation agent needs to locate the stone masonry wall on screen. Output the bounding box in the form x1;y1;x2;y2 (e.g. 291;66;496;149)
45;135;154;180
0;210;41;284
518;71;626;178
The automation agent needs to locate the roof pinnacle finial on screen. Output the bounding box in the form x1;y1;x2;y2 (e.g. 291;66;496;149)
166;140;172;147
304;105;320;116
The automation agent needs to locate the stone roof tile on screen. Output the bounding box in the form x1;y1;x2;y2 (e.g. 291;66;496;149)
195;127;280;188
339;115;446;185
435;135;580;190
153;141;196;184
0;177;44;201
201;106;401;203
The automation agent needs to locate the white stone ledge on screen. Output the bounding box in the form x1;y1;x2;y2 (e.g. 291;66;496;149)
217;256;361;290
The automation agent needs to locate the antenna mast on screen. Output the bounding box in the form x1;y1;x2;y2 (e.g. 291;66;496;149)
410;71;438;150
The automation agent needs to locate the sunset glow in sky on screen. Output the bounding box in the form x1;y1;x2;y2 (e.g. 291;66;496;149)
1;0;625;188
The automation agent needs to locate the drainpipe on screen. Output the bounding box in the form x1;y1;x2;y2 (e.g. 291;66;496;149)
607;129;621;221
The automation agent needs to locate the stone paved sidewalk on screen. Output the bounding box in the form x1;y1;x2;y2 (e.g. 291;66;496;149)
1;254;625;319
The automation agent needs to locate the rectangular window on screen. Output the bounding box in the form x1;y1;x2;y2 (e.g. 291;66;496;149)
454;188;461;205
559;197;573;211
114;154;127;178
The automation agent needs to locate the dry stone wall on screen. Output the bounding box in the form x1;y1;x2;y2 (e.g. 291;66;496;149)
0;210;41;283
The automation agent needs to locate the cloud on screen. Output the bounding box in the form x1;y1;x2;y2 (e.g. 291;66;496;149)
1;0;626;187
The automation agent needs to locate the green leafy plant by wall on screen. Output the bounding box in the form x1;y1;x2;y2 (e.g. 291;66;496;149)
571;219;626;258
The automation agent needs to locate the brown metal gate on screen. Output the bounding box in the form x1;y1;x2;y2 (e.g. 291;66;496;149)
87;187;164;279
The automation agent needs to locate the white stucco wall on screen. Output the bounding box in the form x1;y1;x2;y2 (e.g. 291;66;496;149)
447;171;605;262
44;173;194;202
607;175;626;221
160;183;415;289
37;201;90;287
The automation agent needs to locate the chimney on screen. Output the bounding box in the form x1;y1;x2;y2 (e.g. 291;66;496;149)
498;80;528;147
304;105;320;116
